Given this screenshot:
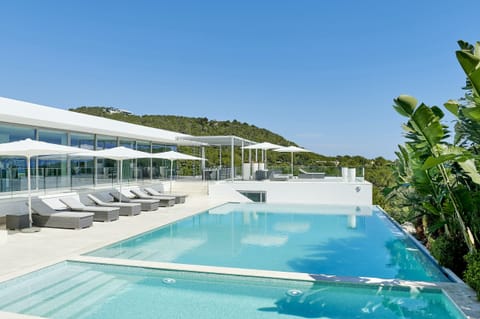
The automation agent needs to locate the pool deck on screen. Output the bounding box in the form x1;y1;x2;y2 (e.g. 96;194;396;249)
0;191;479;319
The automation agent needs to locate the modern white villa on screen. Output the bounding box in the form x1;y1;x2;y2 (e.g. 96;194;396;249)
0;97;477;319
0;96;372;207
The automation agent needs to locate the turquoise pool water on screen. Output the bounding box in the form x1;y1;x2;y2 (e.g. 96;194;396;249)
88;203;449;282
0;261;464;319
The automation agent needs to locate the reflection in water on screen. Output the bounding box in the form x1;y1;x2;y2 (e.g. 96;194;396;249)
89;205;448;282
241;234;288;247
258;285;462;319
348;214;357;229
385;239;439;281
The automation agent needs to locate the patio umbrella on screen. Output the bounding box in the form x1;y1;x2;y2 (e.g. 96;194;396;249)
0;138;89;228
151;150;205;193
74;146;151;201
274;146;311;176
243;142;283;168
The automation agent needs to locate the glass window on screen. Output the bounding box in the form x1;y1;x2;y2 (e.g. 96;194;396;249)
0;123;35;192
96;135;118;184
119;139;135;182
151;144;175;179
71;133;94;150
136;141;151;180
37;129;69;190
0;122;35;143
71;133;95;187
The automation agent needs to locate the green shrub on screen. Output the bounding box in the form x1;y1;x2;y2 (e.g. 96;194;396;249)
430;234;468;276
464;252;480;300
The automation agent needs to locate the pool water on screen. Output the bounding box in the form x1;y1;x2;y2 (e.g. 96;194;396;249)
88;203;449;282
0;261;464;319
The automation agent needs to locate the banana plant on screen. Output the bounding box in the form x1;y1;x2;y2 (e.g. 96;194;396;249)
393;95;476;252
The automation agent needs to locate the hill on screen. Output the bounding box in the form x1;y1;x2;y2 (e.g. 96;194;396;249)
71;106;293;146
70;106;337;166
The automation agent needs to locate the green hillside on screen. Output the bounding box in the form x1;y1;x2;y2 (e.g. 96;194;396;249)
71;106;294;147
70;106;338;167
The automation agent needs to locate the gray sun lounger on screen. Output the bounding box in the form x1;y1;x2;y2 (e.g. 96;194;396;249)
143;186;187;204
130;188;176;207
109;190;159;211
30;198;94;229
60;196;119;222
85;193;141;216
298;168;326;179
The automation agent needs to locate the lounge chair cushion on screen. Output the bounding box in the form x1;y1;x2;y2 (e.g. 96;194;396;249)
86;193;141;216
30;199;94;229
144;187;187;204
110;191;160;211
60;197;120;222
129;188;175;207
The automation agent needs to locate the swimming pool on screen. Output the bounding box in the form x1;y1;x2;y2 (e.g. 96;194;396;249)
88;203;449;282
0;261;465;319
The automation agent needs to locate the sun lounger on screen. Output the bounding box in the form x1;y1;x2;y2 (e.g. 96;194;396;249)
269;173;289;181
60;196;119;222
129;187;176;207
298;168;326;179
30;198;94;229
267;170;289;181
84;193;141;216
109;190;160;211
144;186;187;204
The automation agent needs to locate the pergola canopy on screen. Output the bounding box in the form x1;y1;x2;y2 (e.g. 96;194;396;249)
181;135;255;147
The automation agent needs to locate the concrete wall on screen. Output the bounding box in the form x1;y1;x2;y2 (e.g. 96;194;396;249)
209;178;372;206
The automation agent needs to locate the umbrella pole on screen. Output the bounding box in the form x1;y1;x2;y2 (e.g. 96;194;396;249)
265;150;268;169
27;156;32;228
170;159;173;194
119;160;122;203
291;152;294;176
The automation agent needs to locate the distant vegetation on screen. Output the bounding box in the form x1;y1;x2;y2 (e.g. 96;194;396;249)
387;40;480;297
70;107;395;206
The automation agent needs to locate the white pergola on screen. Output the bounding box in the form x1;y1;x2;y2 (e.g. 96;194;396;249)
181;135;256;182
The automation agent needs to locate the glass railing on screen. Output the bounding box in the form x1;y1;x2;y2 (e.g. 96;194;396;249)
0;164;367;194
232;165;365;181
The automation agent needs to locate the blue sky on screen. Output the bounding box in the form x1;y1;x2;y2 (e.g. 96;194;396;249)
1;1;479;159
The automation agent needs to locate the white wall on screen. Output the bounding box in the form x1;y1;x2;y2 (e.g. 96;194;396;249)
210;179;372;205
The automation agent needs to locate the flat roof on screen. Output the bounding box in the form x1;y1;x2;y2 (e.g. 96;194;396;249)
183;135;255;147
0;97;191;145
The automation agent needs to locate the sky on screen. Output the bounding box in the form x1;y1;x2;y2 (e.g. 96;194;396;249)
1;1;479;159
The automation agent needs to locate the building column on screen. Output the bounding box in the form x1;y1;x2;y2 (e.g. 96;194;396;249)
67;133;71;190
93;134;98;187
218;146;222;181
231;137;234;182
150;142;153;181
241;140;244;180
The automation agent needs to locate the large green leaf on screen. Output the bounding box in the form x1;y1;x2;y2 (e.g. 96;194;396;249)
456;50;480;95
393;95;417;117
410;104;445;148
431;106;445;119
458;159;480;185
422;202;440;215
444;100;459;117
422;154;458;170
462;106;480;121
